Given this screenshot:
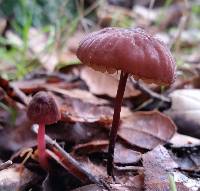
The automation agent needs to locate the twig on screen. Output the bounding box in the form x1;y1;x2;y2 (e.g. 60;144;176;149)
115;165;144;172
130;78;171;103
0;160;13;171
32;124;111;190
169;0;190;53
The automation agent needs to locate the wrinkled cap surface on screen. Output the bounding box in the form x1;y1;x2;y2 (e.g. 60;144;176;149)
27;91;61;125
77;27;176;85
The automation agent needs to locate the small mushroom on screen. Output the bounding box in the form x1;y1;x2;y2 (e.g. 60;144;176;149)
76;27;176;176
27;91;60;169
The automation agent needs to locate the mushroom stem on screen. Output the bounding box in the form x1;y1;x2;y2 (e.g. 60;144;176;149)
38;123;48;169
107;71;128;176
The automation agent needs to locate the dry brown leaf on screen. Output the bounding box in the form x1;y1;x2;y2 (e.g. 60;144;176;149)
0;164;38;191
166;89;200;138
114;144;141;165
48;87;108;105
0;110;36;153
73;140;109;155
170;133;200;147
80;67;140;98
59;90;132;124
71;184;103;191
143;145;200;191
73;141;142;165
60;96;113;124
118;111;176;149
112;174;144;191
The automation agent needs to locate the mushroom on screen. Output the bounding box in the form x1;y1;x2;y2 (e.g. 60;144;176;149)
76;27;176;176
27;91;61;169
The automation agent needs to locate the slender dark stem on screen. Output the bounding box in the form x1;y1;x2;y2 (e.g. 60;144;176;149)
107;71;128;176
38;123;48;169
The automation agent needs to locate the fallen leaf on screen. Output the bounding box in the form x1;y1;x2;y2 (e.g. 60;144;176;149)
80;67;140;98
73;140;109;155
73;141;142;165
0;110;36;154
114;144;142;165
48;87;108;105
59;90;131;124
60;97;112;124
170;144;200;173
170;133;200;147
111;174;144;191
118;111;176;149
0;164;39;191
166;89;200;138
71;184;103;191
143;145;200;191
47;122;108;146
173;171;200;190
11;78;81;94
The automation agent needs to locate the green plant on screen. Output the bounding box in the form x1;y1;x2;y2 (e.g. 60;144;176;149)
169;174;177;191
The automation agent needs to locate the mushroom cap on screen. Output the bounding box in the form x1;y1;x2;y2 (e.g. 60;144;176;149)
27;91;61;125
77;27;176;85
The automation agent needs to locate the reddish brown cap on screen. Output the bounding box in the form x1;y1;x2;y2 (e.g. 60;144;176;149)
77;27;176;85
27;91;61;125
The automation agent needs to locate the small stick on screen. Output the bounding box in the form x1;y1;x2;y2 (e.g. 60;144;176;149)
32;124;111;190
0;160;13;171
130;78;171;103
115;166;144;172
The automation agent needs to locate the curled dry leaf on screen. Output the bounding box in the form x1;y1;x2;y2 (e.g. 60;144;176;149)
80;67;140;98
73;140;109;155
166;89;200;138
60;98;113;124
59;90;132;124
118;111;176;149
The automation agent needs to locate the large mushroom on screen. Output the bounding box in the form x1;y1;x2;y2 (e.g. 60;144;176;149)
76;27;176;176
27;91;61;169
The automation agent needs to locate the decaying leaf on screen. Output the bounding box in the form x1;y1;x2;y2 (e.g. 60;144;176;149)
143;145;200;191
114;144;142;165
73;140;109;155
73;140;142;166
118;111;176;149
59;90;132;124
80;67;140;98
60;97;113;124
111;174;144;191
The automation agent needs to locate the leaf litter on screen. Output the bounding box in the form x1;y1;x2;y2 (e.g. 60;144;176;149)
0;1;200;190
